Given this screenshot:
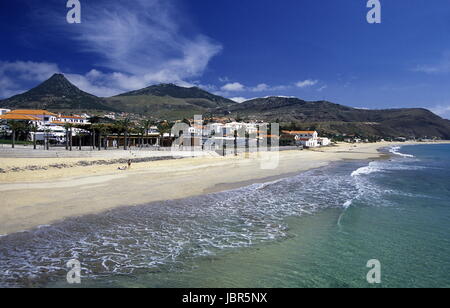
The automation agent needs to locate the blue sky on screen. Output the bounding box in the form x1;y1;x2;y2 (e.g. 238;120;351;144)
1;0;450;118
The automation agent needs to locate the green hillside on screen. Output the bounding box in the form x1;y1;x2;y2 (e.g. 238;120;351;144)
0;74;116;112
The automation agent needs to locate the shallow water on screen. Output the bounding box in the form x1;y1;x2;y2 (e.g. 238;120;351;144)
1;144;449;288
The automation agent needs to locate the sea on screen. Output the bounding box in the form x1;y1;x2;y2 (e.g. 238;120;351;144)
0;144;449;288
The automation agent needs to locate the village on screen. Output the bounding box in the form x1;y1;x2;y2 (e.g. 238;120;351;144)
0;108;337;153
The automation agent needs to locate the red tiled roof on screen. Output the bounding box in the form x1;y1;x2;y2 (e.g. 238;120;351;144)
0;114;40;121
8;109;57;116
282;130;317;135
60;115;84;119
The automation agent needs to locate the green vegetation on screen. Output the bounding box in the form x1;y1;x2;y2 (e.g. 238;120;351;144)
0;74;116;112
1;75;450;140
104;84;236;120
221;97;450;139
0;139;33;145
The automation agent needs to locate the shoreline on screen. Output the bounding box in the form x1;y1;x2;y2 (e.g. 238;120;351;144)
0;141;449;236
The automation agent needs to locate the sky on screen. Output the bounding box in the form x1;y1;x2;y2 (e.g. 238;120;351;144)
1;0;450;118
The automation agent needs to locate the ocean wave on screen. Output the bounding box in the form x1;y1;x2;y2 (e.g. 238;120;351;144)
389;146;415;158
0;161;414;287
343;200;353;209
351;162;383;177
351;157;426;178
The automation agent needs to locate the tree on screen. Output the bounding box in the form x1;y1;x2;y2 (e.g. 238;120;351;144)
30;123;38;150
64;123;71;150
94;124;110;151
157;121;173;147
140;119;154;146
89;116;102;124
117;118;132;150
64;123;74;151
7;120;22;149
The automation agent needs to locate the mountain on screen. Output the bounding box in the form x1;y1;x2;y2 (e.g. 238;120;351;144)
105;83;236;120
0;74;116;112
1;76;449;139
217;96;450;139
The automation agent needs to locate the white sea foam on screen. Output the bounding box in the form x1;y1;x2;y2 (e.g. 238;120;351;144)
343;200;353;209
351;162;382;177
389;146;415;158
0;161;411;287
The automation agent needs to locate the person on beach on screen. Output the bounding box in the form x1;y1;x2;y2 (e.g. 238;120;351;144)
127;159;132;169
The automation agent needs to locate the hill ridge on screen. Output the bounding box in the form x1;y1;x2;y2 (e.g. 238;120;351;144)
0;74;116;112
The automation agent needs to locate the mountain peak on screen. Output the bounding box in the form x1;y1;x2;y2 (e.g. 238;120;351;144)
38;73;76;89
49;73;66;79
0;74;116;112
116;83;236;104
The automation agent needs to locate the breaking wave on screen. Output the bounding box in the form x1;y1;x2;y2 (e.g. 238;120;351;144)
351;162;383;177
389;146;415;158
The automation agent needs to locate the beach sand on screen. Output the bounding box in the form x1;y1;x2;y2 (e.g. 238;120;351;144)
0;141;447;235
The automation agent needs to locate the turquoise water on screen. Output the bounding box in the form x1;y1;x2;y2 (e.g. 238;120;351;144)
0;144;449;288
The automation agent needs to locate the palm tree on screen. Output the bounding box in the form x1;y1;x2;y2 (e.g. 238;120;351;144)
111;123;122;149
117;118;132;150
77;131;84;150
87;117;102;150
157;121;172;147
94;124;110;151
7;120;22;149
64;123;71;150
30;123;38;150
140;119;154;146
89;116;102;125
64;123;74;151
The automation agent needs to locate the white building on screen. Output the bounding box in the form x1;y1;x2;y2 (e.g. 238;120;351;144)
4;110;58;126
282;130;330;148
318;137;331;146
0;109;90;144
56;114;90;125
31;126;67;143
0;109;11;115
104;113;116;120
296;137;318;148
224;122;260;135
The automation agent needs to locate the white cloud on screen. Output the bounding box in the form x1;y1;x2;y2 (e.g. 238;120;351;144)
218;82;291;95
0;61;59;82
413;63;450;74
431;104;450;119
250;83;290;92
65;72;123;97
219;77;230;83
296;79;318;88
251;83;270;92
70;0;222;84
413;52;450;74
1;0;223;98
413;65;448;74
229;97;248;103
221;82;245;92
317;85;328;92
0;61;60;98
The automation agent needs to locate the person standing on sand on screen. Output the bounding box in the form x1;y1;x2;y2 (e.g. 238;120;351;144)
128;159;132;169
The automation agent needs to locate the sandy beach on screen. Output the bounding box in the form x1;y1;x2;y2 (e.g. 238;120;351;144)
0;141;447;235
